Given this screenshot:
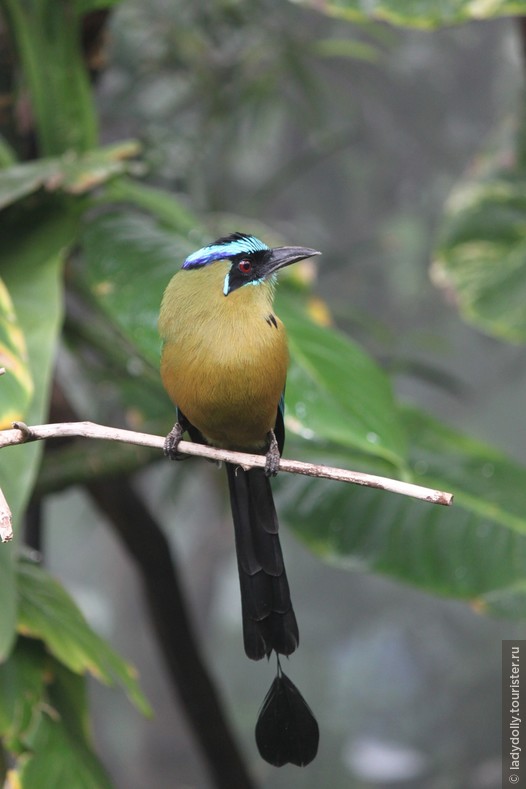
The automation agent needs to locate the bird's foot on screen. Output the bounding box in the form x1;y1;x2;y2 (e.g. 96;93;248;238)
264;430;281;477
164;422;188;460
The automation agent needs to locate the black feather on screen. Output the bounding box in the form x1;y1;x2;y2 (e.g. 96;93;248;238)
226;465;299;660
256;662;319;767
212;231;254;246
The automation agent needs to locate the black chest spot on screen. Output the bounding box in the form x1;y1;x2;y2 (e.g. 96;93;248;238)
265;313;278;328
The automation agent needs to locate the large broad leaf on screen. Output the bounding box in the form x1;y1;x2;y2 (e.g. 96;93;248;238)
16;559;151;717
0;142;141;211
280;406;526;611
79;208;202;367
279;293;407;468
0;204;77;519
1;0;97;155
432;159;526;343
0;203;78;659
290;0;526;28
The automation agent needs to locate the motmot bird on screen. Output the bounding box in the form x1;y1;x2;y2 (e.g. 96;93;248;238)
159;232;321;766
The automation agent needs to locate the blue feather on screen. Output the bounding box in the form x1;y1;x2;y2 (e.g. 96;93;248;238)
183;232;269;270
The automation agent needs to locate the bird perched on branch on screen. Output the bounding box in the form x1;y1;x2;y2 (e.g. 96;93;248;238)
159;231;320;767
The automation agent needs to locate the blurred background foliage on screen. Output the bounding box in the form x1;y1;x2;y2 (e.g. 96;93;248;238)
1;0;526;786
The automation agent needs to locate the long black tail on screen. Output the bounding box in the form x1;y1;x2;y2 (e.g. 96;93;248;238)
226;464;299;660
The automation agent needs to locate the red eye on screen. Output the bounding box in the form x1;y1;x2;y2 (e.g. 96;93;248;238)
238;260;252;273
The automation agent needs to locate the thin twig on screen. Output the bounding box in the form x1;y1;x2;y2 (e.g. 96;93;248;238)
0;421;454;506
0;487;13;542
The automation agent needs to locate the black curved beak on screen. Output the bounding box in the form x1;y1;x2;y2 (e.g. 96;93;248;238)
265;246;321;276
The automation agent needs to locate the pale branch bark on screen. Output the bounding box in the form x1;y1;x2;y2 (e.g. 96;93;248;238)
0;420;454;506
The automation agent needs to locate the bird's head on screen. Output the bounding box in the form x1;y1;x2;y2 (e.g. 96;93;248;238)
182;232;320;296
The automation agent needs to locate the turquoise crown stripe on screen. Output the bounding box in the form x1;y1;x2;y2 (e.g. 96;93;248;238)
183;234;269;269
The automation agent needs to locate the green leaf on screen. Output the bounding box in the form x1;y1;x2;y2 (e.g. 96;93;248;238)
403;407;526;536
433;167;526;343
0;142;141;211
79;209;197;367
0;639;46;744
0;161;58;211
46;659;91;746
16;559;151;717
103;177;196;233
481;583;526;618
1;0;97;154
0;640;113;786
1;204;77;521
0;277;33;428
18;710;113;789
0;203;78;659
71;205;202;435
280;406;526;609
0;544;16;662
57;142;142;194
279;293;408;468
0;135;17;168
290;0;526;28
74;0;123;11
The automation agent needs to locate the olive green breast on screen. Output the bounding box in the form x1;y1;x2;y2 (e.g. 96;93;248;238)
159;262;288;450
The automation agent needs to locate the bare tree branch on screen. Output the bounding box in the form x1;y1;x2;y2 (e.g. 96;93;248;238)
1;420;454;506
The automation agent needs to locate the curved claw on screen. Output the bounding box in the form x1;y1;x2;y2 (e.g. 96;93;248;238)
164;422;189;461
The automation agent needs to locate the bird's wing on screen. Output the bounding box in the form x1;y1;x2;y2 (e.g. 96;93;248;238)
274;390;285;455
176;407;206;445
